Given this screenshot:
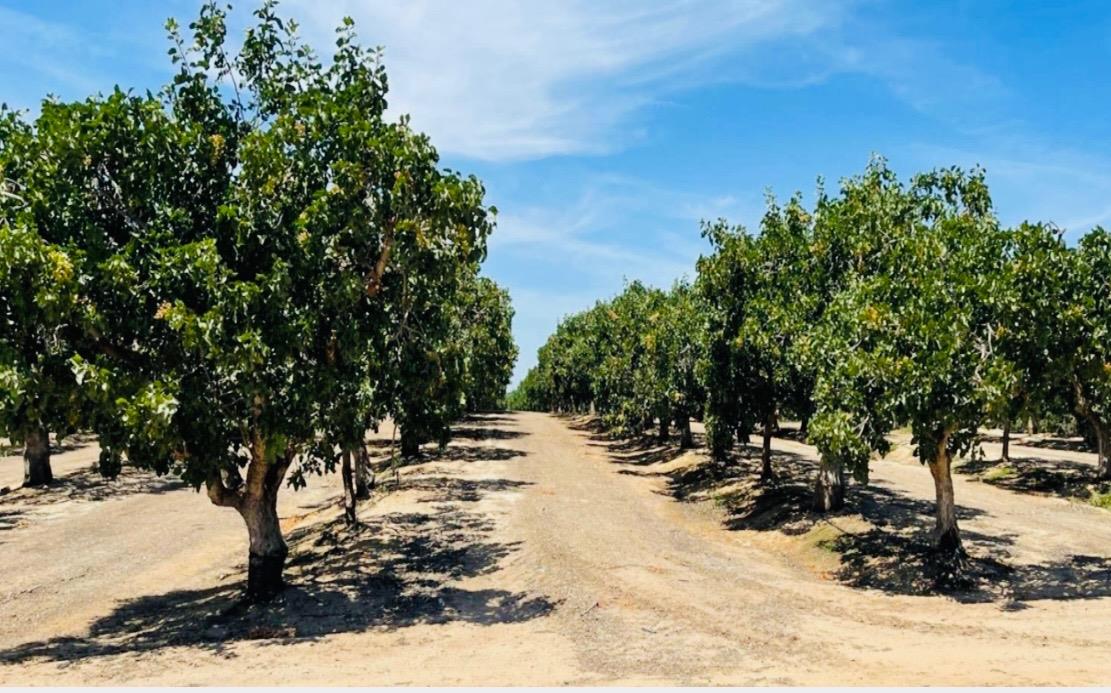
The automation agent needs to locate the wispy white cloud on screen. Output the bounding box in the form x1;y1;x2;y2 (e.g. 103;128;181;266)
489;173;750;285
283;0;852;161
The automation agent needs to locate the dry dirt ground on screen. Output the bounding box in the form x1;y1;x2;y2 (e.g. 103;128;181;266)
1;412;1110;685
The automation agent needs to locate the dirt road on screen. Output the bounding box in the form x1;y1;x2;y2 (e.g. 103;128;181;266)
2;413;1110;684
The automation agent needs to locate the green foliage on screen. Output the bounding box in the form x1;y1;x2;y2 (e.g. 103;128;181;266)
809;163;1006;478
696;192;823;460
459;276;518;411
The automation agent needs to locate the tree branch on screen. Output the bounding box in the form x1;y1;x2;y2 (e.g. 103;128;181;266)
365;220;395;298
206;469;242;508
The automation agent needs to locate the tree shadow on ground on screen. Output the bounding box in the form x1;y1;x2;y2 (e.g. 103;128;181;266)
979;433;1093;455
364;438;527;473
564;416;609;436
956;454;1106;504
461;412;517;425
0;508;27;534
0;473;553;665
1;467;186;507
588;426;1111;605
450;427;527;441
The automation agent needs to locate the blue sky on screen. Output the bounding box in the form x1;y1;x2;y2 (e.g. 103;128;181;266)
3;1;1111;384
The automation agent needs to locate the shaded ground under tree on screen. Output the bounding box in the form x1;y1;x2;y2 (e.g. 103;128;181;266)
581;420;1111;605
956;453;1110;507
0;431;552;666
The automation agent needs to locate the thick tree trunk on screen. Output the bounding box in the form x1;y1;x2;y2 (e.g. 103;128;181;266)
208;442;292;602
927;433;964;562
239;463;288;602
679;415;693;449
1001;418;1011;463
341;449;357;526
400;429;420;458
760;415;773;482
813;457;845;512
658;417;669;442
354;444;373;499
23;428;52;487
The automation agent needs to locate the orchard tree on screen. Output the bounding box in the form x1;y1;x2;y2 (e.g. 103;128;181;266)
459;276;517;412
801;163;919;510
652;282;705;448
698;199;816;481
741;195;821;480
989;223;1073;463
0;85;234;489
41;3;497;599
386;263;483;459
0;133;84;486
595;282;666;434
810;164;1006;575
1061;228;1111;479
696;220;760;461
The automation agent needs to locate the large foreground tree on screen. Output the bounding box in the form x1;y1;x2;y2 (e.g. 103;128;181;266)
12;2;496;600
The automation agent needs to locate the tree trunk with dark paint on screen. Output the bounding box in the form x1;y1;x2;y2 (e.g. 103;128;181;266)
927;430;965;577
240;451;291;601
23;427;52;487
341;449;357;526
354;444;373;499
813;457;845;512
658;417;669;442
1001;417;1011;463
678;414;693;449
207;442;293;602
760;415;773;482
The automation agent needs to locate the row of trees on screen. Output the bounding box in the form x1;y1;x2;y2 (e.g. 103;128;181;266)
511;159;1111;574
0;2;516;599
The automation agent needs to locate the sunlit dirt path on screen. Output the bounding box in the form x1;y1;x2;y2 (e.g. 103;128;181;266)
2;412;1110;684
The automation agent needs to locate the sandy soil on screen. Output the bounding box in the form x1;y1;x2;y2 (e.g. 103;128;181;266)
1;413;1110;685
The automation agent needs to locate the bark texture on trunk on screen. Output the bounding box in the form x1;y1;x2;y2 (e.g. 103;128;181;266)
1001;418;1011;463
23;428;52;487
341;449;357;526
926;429;964;564
206;439;293;602
813;457;845;512
354;444;373;499
760;415;773;482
